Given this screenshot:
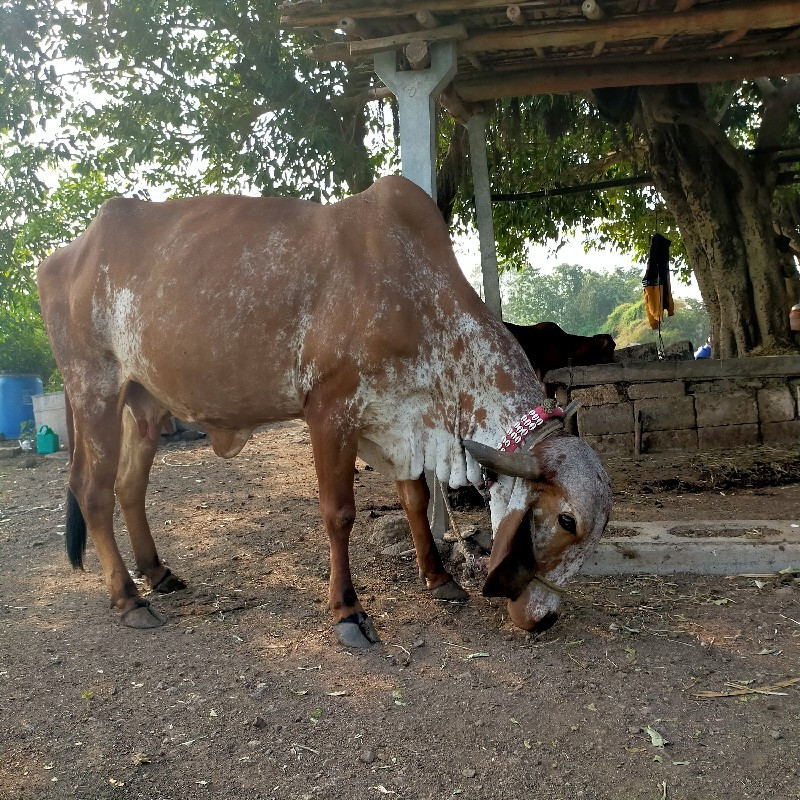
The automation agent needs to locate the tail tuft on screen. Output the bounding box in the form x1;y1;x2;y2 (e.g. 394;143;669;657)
65;488;87;569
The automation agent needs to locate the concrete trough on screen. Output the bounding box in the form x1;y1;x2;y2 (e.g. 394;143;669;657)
583;519;800;576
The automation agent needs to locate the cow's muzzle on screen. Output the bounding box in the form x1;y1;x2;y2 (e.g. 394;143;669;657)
506;580;562;632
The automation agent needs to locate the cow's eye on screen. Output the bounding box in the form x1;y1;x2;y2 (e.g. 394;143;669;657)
558;513;577;535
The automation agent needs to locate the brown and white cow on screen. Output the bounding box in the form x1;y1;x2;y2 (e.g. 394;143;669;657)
37;176;611;648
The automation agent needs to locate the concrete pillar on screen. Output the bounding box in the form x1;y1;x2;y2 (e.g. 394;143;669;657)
374;41;458;202
375;42;459;539
466;114;502;319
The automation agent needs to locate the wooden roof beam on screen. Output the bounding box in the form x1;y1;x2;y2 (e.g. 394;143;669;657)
461;0;800;54
282;0;553;28
307;23;468;61
453;51;800;101
416;10;440;29
507;5;546;58
647;0;697;52
709;28;749;48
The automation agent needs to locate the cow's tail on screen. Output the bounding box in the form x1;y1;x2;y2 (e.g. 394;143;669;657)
63;387;87;570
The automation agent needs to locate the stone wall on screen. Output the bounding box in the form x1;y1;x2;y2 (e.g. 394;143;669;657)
546;355;800;455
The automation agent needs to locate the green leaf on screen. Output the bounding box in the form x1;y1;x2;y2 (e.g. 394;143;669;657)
644;726;667;748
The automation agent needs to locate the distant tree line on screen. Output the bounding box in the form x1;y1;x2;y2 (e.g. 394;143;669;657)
498;263;709;351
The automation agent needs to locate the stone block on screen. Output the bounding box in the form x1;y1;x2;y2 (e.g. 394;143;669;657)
757;386;796;423
546;363;624;386
581;432;634;455
663;340;694;360
635;395;696;431
0;443;21;459
733;355;800;379
673;355;800;381
621;362;678;382
694;391;758;427
761;419;800;444
614;342;660;362
577;402;635;436
698;424;760;450
790;379;800;410
627;381;687;401
641;428;698;454
689;378;761;394
570;383;624;407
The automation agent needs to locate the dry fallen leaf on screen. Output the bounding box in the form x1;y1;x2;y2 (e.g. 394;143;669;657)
644;725;667;747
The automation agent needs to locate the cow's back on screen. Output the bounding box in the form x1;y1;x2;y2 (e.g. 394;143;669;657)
37;177;508;430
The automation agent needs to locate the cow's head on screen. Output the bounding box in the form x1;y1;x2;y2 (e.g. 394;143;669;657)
464;435;611;632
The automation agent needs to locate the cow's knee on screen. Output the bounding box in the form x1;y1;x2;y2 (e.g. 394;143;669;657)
75;481;115;523
114;479;145;509
322;502;356;537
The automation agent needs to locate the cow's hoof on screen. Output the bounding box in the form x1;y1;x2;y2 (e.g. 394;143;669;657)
121;601;167;629
430;578;469;602
334;613;381;648
151;568;187;594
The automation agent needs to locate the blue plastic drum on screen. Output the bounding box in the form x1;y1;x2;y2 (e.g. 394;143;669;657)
0;373;44;439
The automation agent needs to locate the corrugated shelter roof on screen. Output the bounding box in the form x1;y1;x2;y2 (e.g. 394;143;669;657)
281;0;800;104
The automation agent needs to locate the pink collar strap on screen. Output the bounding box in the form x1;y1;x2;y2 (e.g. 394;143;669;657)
482;402;566;490
498;403;564;453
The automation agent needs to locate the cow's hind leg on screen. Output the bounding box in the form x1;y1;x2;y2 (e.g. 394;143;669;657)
116;409;186;594
306;411;379;649
69;398;165;629
396;478;468;602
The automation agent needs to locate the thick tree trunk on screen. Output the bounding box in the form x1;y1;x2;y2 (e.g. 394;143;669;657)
637;85;795;357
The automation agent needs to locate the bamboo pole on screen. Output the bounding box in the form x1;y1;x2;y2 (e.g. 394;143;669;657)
461;0;800;54
453;51;800;101
282;0;552;27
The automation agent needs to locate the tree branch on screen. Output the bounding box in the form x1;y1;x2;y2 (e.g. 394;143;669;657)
756;76;800;152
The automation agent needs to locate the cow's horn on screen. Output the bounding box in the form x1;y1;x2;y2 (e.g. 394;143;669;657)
463;439;542;480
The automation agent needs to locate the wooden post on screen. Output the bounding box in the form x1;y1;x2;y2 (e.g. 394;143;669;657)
507;4;526;25
582;0;605;20
415;10;439;29
338;17;366;39
405;40;431;70
466;114;503;320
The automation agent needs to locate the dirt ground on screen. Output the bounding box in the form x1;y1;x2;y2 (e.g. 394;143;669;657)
2;423;799;800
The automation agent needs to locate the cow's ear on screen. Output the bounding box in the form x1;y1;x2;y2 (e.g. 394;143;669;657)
482;508;537;600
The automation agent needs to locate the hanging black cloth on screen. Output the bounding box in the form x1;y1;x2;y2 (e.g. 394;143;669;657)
642;233;674;330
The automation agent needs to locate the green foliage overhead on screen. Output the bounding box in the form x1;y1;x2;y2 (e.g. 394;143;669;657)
451;95;686;277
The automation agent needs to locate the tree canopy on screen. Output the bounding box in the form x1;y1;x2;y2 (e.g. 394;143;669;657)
1;0;798;357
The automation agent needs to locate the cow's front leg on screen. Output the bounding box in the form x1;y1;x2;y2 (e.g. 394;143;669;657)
396;478;468;602
307;412;380;648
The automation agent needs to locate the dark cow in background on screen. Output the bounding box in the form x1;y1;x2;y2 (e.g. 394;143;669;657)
37;176;611;649
505;321;616;381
